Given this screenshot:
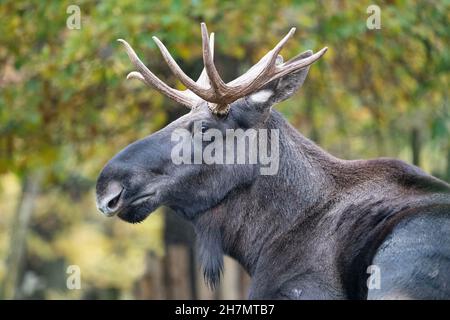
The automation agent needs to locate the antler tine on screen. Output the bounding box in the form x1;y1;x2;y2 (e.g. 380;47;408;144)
268;27;297;64
152;36;213;100
266;47;328;84
196;33;214;88
283;49;313;66
225;27;296;97
201;23;227;97
117;39;197;107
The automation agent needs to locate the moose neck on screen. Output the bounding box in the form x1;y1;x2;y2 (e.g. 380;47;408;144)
193;110;339;285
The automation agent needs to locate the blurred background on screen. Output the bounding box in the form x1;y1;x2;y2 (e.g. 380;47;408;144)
0;0;448;299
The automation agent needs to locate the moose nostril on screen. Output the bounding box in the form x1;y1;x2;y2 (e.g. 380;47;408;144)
96;182;124;216
107;189;122;210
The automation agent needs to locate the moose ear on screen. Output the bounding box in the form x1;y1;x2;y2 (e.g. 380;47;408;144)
248;50;313;107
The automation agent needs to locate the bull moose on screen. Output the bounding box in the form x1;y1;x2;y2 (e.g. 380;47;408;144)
95;23;450;299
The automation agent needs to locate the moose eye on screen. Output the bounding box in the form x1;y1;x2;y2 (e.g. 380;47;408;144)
201;124;209;133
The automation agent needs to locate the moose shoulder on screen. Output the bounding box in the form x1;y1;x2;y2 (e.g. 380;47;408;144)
96;23;450;300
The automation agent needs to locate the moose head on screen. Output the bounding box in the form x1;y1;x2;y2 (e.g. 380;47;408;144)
95;23;327;224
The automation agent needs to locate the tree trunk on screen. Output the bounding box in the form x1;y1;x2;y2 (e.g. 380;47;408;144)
219;256;240;299
163;244;191;299
305;100;320;145
446;145;450;182
133;252;165;299
239;268;251;299
0;170;43;299
411;127;421;166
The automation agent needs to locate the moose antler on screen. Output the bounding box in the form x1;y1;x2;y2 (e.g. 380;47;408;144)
118;23;327;115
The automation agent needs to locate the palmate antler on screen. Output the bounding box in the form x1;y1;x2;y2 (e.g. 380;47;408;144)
118;23;327;115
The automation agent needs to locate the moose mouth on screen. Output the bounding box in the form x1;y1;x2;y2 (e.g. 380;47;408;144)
117;192;159;224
